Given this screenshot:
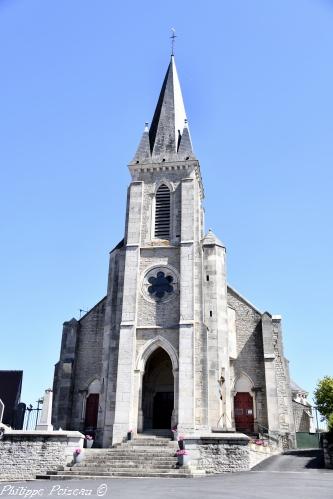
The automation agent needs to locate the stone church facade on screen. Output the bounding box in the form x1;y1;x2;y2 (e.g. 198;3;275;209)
52;56;295;448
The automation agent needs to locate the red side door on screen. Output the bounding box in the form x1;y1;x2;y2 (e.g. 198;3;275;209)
234;392;254;433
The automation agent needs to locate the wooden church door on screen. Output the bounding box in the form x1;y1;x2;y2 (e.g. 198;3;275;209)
234;392;254;433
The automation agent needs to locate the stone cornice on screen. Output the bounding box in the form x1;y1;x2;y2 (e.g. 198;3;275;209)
128;160;204;199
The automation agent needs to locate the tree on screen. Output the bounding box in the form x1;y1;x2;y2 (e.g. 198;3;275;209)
314;376;333;431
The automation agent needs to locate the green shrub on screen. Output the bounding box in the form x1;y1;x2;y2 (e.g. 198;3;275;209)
328;413;333;434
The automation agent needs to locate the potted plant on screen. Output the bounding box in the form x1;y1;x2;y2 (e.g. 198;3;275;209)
176;449;190;467
73;448;84;464
85;434;94;448
127;429;133;441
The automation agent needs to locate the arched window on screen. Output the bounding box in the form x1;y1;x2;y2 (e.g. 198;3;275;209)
154;184;170;239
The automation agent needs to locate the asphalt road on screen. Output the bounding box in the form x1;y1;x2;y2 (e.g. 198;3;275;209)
1;450;332;499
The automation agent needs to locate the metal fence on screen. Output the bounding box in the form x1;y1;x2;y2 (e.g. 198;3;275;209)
23;402;42;430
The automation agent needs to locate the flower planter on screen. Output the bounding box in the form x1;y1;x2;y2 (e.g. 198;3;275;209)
74;452;84;464
86;439;94;449
178;454;191;467
127;431;133;441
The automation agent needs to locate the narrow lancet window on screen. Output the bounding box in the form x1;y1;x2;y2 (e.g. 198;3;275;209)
154;184;171;239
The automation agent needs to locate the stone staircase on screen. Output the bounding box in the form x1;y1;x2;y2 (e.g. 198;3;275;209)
37;435;197;479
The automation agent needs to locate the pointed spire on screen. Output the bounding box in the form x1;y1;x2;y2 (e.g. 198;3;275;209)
132;122;151;162
149;56;194;159
177;119;195;159
131;56;195;163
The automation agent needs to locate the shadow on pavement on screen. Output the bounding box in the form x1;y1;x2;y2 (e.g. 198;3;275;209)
251;448;326;472
283;449;325;468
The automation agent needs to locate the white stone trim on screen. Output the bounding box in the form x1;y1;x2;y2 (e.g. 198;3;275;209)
233;371;255;393
135;335;179;373
232;372;257;421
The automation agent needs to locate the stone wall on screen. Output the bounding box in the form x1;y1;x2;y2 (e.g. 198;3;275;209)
52;298;106;432
138;247;180;327
0;431;83;480
97;246;125;447
323;434;333;469
70;299;106;430
272;319;295;441
137;170;185;245
227;288;268;429
52;319;79;430
292;400;311;432
185;434;250;473
248;441;278;468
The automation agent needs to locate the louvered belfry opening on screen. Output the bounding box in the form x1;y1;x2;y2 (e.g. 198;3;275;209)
155;184;171;239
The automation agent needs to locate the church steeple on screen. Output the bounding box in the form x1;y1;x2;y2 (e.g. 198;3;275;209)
132;56;195;162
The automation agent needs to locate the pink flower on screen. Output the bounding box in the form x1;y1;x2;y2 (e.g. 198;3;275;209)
176;449;188;456
74;448;82;455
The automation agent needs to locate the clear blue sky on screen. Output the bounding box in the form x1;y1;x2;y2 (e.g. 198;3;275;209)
0;0;332;409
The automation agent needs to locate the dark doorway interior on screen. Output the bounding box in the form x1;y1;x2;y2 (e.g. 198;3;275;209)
85;393;99;430
142;348;174;431
153;392;173;429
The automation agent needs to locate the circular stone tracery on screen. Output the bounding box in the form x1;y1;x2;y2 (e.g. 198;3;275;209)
142;266;179;303
148;271;174;299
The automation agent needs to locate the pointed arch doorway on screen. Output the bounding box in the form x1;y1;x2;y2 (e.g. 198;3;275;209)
141;347;174;431
233;373;255;434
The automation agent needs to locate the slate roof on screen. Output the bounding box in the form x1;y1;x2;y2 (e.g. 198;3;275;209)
290;379;308;394
202;229;226;248
133;56;195;162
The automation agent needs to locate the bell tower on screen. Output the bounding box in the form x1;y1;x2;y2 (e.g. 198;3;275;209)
98;55;232;446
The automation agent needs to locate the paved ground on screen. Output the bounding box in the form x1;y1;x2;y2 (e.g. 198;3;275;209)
0;450;332;499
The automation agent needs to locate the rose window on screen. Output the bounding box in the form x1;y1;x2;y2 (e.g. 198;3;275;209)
148;271;174;299
142;266;179;303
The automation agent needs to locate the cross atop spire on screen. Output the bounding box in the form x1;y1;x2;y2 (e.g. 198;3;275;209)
170;28;176;56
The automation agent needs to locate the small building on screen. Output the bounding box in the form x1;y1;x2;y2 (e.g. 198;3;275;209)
0;370;23;428
291;380;314;433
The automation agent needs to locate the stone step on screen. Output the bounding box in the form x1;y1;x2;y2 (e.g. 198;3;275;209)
37;472;192;479
83;450;177;456
84;449;176;454
80;454;178;459
84;451;176;462
124;438;172;447
59;470;191;477
127;436;173;441
120;444;178;452
139;430;173;438
77;458;178;465
36;435;191;481
70;464;179;472
91;448;176;451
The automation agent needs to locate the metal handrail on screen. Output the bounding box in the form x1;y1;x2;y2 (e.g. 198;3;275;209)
256;424;280;445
